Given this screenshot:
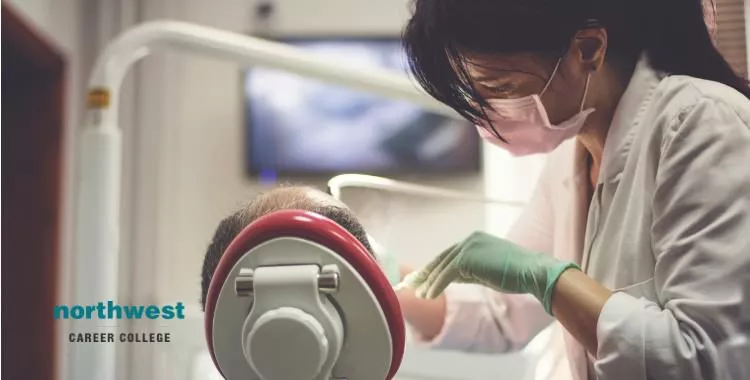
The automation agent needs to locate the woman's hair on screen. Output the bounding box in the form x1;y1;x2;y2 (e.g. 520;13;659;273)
403;0;750;124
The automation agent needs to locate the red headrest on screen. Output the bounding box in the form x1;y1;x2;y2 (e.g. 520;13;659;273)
204;209;405;380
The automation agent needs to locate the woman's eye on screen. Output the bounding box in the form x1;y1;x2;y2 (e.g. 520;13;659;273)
487;84;514;94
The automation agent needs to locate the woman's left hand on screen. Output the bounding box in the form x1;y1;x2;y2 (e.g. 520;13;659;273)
397;231;579;314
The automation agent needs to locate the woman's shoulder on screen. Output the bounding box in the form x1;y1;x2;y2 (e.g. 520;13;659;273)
638;75;750;153
650;75;750;126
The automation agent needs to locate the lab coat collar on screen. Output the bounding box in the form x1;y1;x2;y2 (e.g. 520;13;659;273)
598;53;663;184
561;54;662;189
555;55;665;380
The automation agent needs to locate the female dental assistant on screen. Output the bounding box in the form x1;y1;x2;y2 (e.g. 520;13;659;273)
395;1;750;379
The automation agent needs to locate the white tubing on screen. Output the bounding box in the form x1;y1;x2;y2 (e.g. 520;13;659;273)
327;173;526;207
71;127;121;380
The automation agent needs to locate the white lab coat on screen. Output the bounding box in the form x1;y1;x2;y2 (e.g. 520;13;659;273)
413;54;750;380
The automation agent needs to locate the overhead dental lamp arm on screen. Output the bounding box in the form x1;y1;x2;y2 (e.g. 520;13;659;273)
85;20;458;128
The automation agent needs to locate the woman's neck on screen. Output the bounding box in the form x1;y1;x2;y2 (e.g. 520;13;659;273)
578;125;607;186
577;59;634;184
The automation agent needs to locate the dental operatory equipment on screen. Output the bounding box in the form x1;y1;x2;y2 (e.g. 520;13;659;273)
75;20;456;380
204;209;405;380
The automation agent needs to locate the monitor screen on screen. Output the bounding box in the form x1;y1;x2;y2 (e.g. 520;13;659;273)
244;38;480;176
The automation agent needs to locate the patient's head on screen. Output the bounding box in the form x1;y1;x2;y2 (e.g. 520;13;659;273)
200;185;373;309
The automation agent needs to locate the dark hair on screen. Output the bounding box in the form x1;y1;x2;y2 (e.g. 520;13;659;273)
199;186;373;309
403;0;750;124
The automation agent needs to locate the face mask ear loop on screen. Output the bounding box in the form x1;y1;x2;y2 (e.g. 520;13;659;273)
540;58;563;96
579;73;592;112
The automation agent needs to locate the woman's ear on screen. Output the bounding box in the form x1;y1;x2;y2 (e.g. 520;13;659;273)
573;28;607;71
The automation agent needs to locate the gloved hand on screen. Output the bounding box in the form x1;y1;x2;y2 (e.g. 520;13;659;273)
396;231;579;314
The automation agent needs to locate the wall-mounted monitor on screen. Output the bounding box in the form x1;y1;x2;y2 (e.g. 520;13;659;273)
243;37;480;176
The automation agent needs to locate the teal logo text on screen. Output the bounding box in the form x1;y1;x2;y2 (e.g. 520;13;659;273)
54;301;185;320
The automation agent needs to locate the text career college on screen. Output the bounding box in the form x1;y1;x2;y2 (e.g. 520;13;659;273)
69;332;172;343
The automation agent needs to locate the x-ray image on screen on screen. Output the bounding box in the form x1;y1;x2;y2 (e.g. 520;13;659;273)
244;38;480;175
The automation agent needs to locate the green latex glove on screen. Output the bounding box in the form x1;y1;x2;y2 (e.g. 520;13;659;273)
396;231;579;314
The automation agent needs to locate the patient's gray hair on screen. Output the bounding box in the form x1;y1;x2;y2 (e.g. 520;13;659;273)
200;185;373;309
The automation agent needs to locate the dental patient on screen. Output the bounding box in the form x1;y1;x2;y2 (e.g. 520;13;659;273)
199;185;377;309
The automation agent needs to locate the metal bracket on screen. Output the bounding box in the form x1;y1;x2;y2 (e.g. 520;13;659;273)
235;265;340;296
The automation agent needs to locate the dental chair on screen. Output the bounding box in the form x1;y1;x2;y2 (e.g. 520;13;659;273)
204;209;406;380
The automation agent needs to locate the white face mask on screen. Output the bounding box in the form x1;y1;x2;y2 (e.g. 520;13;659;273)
476;57;595;156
